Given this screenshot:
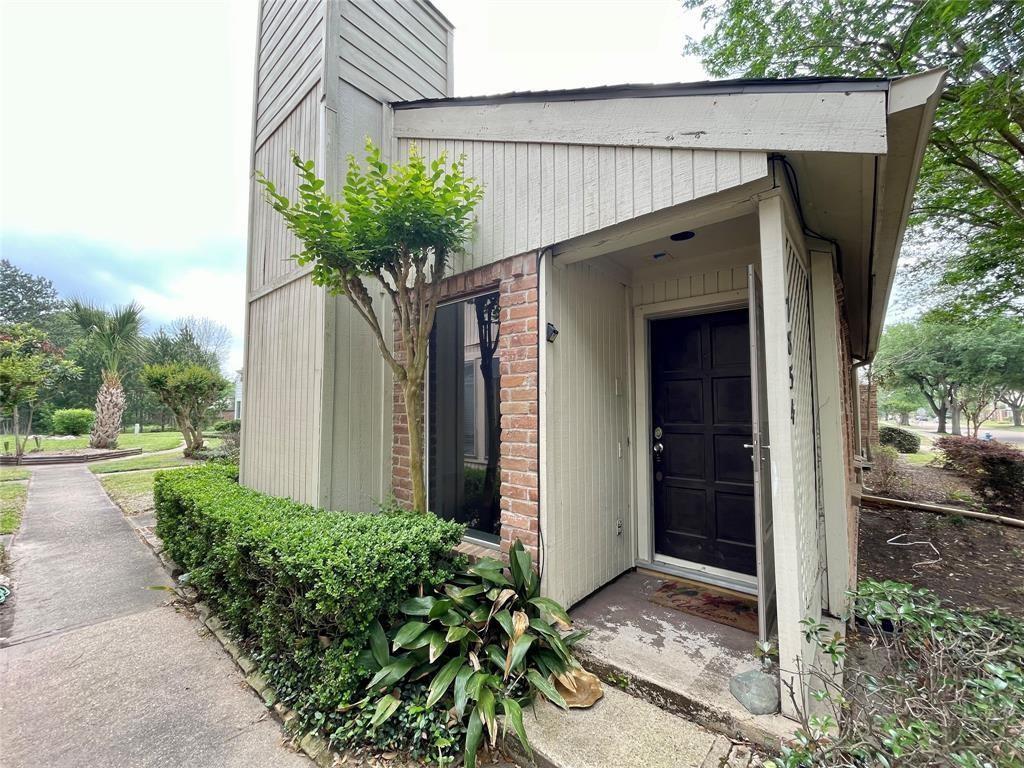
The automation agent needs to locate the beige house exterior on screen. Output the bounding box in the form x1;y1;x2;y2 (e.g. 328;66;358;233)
240;0;942;718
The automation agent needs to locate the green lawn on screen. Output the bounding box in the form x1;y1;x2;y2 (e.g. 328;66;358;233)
1;431;183;454
90;452;195;474
902;451;937;466
98;469;160;516
0;468;31;482
0;480;28;534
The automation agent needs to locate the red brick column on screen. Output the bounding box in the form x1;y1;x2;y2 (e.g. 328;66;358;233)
496;259;539;559
390;254;541;560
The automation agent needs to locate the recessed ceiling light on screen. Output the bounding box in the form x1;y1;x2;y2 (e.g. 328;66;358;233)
670;230;696;241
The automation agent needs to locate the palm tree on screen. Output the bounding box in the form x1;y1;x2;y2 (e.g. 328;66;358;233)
70;301;145;449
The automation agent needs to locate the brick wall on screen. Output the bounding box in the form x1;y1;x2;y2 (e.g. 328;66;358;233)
391;254;540;560
859;382;878;450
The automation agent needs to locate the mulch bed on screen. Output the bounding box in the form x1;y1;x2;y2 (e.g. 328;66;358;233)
858;505;1024;618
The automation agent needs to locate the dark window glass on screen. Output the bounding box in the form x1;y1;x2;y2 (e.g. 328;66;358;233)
428;292;501;543
463;362;476;456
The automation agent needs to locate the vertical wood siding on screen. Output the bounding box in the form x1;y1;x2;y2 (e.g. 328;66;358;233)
326;296;392;512
242;276;325;505
335;0;451;103
255;0;325;150
243;1;328;506
543;261;632;607
396;139;766;273
632;264;751;306
250;85;321;293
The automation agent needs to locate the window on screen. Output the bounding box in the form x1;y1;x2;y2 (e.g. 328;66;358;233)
428;292;501;543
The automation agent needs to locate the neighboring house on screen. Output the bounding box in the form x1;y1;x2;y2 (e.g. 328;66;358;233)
240;0;941;718
233;370;243;421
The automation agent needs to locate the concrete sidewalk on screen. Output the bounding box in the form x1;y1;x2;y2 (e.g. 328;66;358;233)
0;465;310;768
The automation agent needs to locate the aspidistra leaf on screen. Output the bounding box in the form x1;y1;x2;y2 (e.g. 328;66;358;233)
426;656;464;708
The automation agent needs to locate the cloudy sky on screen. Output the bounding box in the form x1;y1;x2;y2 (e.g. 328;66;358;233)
1;0;707;371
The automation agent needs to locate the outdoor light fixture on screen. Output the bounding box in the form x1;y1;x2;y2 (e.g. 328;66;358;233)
670;230;696;241
546;322;559;343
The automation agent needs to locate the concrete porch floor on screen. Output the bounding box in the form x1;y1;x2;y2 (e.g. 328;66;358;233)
569;571;795;749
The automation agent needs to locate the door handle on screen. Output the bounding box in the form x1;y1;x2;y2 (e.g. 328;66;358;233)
652;442;664;463
744;443;771;450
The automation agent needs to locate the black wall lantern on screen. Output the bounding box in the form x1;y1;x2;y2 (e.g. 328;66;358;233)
546;322;559;343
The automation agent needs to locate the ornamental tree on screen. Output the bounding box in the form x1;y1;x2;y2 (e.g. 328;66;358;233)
0;324;81;456
258;141;482;513
141;362;229;456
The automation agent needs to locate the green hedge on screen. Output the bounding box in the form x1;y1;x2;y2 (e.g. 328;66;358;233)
879;424;921;454
154;465;464;723
51;408;95;436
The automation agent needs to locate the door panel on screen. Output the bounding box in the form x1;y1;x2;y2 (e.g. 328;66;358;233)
748;267;778;641
651;309;756;576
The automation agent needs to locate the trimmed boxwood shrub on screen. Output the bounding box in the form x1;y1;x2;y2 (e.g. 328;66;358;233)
213;419;241;433
935;435;1024;514
878;424;921;454
154;464;464;730
51;408;95;436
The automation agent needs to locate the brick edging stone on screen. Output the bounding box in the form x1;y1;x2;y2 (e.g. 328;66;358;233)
150;556;344;766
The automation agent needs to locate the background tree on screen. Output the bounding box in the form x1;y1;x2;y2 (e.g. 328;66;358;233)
0;325;80;456
166;316;232;369
0;259;63;325
684;0;1024;317
1001;390;1024;427
69;301;145;448
948;316;1024;436
258;142;482;513
141;362;228;456
874;320;959;432
878;385;927;425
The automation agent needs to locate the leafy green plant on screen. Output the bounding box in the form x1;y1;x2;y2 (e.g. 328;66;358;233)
770;580;1024;767
936;435;1024;513
142;362;228;456
154;464;464;738
0;324;81;456
51;408;95;436
257;141;482;513
360;541;590;767
332;681;466;766
878;424;921;454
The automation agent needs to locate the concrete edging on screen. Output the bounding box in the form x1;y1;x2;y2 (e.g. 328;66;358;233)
148;553;345;767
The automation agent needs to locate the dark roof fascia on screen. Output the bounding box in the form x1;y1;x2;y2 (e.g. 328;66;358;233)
391;77;891;110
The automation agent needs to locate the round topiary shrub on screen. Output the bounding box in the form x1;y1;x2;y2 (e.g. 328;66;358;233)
878;424;920;454
51;408;95;436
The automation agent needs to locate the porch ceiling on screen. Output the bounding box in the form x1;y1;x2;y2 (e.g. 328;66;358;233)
600;214;760;278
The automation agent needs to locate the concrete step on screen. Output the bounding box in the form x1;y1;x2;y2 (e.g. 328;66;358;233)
569;572;795;751
522;685;751;768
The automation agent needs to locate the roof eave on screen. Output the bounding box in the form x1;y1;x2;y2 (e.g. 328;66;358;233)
864;68;946;360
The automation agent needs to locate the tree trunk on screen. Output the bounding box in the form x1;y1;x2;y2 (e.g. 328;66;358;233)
899;412;910;426
91;373;126;449
404;376;427;513
951;403;962;436
936;403;948;433
1012;406;1022;427
12;405;22;458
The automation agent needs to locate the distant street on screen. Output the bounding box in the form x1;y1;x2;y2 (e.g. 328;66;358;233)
896;420;1024;447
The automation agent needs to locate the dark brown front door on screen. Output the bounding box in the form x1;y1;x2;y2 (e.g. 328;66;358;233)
650;309;756;576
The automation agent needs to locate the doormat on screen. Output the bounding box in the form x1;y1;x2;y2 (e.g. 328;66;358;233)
648;578;758;634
